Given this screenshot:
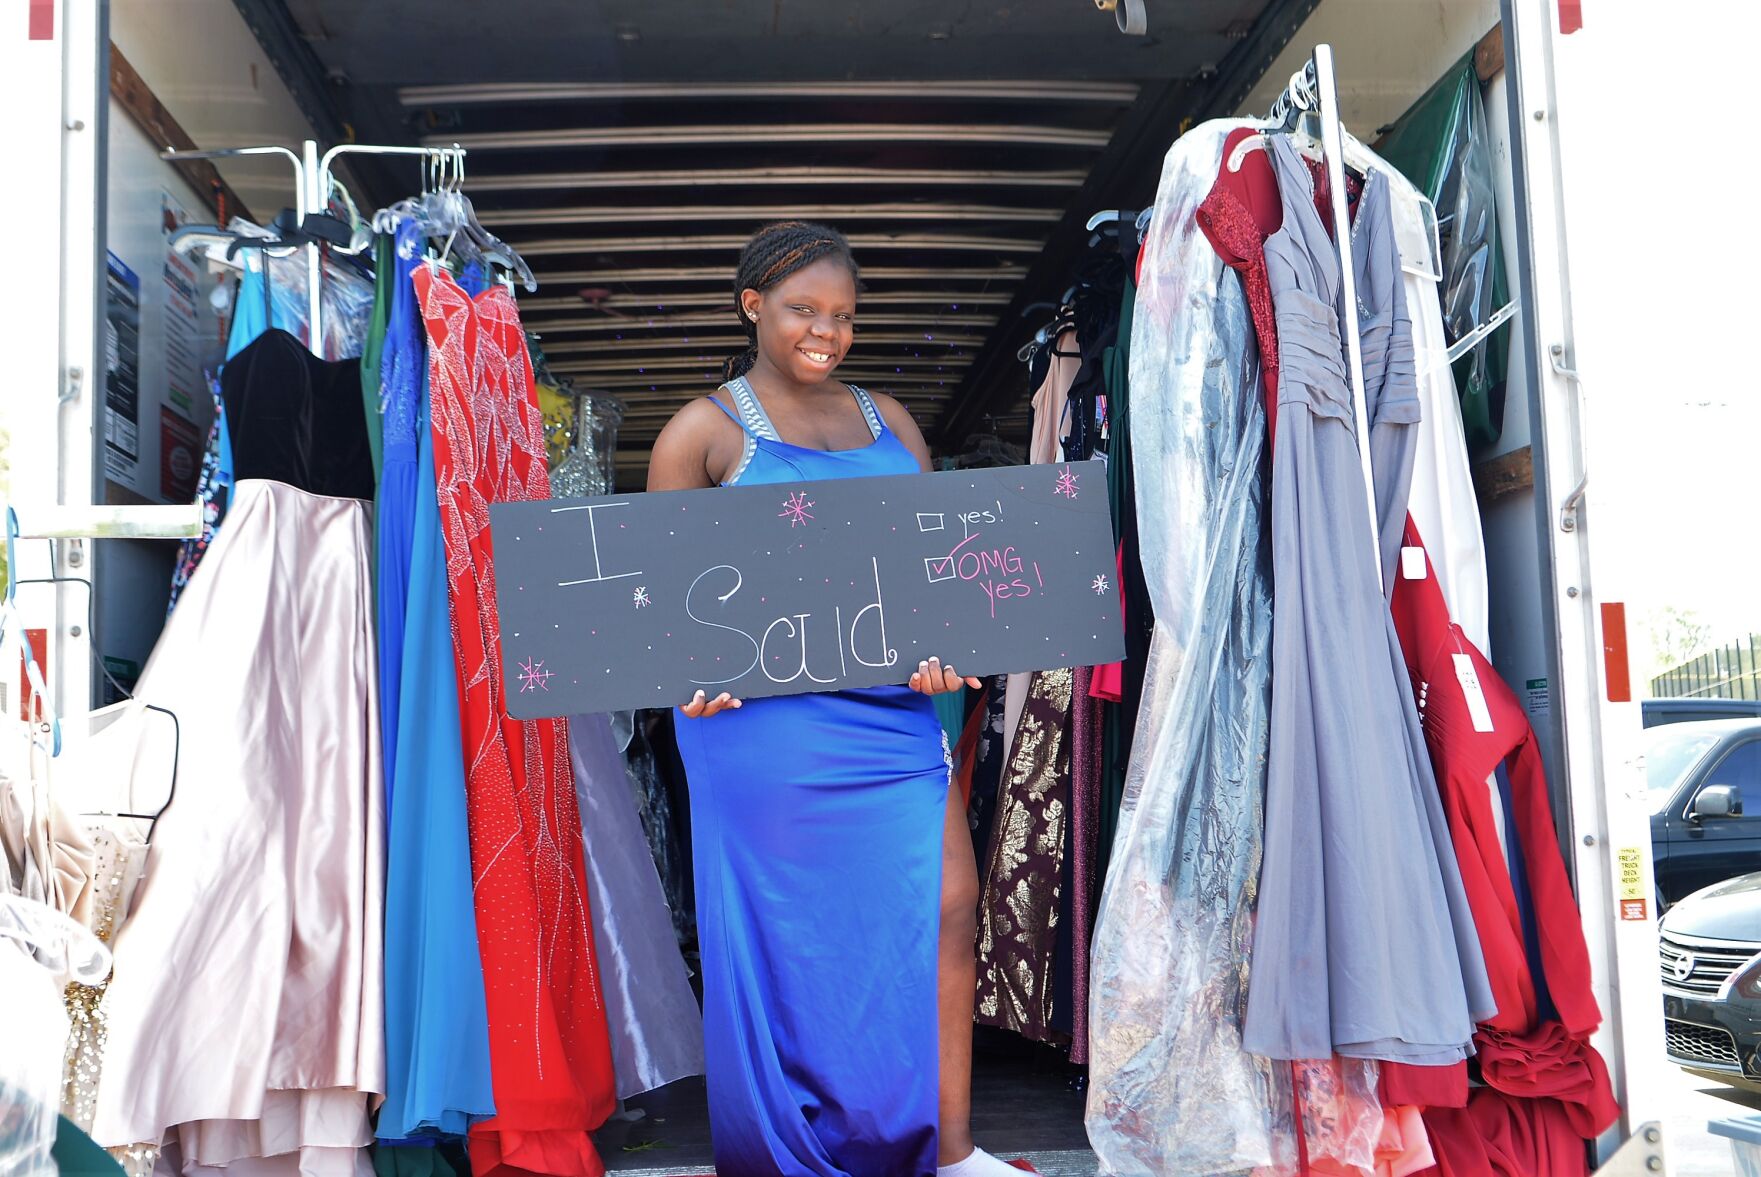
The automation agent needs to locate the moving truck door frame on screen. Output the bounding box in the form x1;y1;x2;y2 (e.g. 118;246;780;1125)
2;0;108;723
1501;0;1666;1154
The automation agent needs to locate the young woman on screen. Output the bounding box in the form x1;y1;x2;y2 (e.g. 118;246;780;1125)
647;222;1022;1177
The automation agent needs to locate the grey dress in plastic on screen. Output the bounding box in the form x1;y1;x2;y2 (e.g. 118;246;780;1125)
1241;136;1492;1065
1085;120;1284;1174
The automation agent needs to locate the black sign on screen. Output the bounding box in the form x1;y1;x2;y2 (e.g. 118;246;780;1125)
490;460;1124;718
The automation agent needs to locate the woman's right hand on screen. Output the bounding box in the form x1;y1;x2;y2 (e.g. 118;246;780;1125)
680;689;743;719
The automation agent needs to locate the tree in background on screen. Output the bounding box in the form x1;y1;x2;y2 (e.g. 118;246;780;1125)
1649;605;1715;674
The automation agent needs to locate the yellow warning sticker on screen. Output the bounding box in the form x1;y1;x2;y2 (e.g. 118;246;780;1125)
1616;846;1646;901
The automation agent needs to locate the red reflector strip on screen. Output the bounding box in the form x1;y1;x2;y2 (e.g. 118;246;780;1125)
1601;602;1632;703
29;0;54;40
19;629;48;719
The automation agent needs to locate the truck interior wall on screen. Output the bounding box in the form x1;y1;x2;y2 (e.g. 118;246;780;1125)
1478;63;1567;808
95;0;325;689
94;109;228;687
1242;0;1501;131
109;0;321;214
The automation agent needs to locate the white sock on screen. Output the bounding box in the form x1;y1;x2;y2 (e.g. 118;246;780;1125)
937;1146;1022;1176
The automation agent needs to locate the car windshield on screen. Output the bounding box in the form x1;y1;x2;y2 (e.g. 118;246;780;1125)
1647;731;1722;812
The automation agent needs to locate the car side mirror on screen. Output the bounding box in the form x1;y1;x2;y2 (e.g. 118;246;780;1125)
1692;784;1743;820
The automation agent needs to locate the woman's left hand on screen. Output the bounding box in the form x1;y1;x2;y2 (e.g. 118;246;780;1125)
909;656;983;697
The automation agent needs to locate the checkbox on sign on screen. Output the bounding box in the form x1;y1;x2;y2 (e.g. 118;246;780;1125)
924;556;956;583
916;513;945;533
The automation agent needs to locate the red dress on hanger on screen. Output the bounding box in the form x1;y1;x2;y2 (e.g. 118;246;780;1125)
1390;517;1618;1176
415;265;617;1177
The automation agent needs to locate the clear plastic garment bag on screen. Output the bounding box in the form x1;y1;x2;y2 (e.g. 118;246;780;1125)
1085;120;1288;1175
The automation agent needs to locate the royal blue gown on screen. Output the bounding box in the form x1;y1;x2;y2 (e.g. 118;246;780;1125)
377;250;498;1144
376;221;423;809
671;376;946;1177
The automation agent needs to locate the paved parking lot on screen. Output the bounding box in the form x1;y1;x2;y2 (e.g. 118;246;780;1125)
1657;1065;1759;1174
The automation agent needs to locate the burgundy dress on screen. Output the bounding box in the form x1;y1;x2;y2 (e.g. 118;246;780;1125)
1390;517;1619;1175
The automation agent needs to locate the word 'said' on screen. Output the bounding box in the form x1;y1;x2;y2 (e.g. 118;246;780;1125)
490;461;1123;717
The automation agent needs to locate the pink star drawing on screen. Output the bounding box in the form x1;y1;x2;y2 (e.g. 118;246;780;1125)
633;586;651;608
1053;465;1080;499
779;490;816;527
1092;574;1110;595
517;657;553;693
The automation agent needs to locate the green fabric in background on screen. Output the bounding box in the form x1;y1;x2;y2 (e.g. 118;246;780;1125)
52;1116;126;1177
360;231;395;484
1375;54;1512;452
933;689;968;752
1097;273;1150;890
372;1140;470;1177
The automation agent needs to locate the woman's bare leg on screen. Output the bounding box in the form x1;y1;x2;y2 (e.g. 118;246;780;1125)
938;778;981;1166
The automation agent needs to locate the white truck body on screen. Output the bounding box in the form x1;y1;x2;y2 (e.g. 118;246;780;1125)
0;0;1680;1167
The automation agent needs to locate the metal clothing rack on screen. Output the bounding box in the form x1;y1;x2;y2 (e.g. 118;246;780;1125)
160;140;466;358
1267;45;1382;592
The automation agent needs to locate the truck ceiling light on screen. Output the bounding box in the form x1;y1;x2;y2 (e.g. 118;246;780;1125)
1093;0;1147;36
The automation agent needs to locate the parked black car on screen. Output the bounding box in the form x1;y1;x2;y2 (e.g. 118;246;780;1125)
1645;698;1761;728
1659;873;1761;1090
1649;719;1761;907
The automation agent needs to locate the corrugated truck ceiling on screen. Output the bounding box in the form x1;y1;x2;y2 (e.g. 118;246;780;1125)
239;0;1319;480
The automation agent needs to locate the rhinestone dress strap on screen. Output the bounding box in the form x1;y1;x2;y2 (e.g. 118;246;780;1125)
849;385;886;441
725;376;782;441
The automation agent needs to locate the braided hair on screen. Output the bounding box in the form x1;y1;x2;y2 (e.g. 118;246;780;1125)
723;221;860;382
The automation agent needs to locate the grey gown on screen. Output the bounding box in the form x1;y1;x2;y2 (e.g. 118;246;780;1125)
568;713;705;1099
1242;136;1494;1065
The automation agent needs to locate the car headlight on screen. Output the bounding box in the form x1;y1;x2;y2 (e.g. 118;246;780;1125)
1732;953;1761;1000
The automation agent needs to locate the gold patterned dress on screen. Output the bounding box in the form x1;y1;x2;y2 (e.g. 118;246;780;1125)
974;667;1073;1041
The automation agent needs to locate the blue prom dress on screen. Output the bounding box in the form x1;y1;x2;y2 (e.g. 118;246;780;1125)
377;275;498;1144
376;221;423;810
671;376;946;1177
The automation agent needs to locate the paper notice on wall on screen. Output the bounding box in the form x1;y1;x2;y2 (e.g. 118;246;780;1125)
1525;677;1551;719
160;406;202;501
104;253;142;484
1616;846;1648;920
1616;846;1646;901
161;192;205;424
